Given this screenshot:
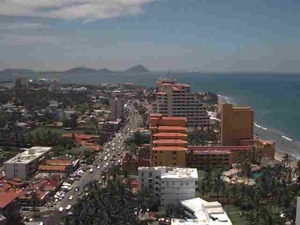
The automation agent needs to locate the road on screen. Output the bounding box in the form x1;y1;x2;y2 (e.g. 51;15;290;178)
56;102;143;210
23;103;143;225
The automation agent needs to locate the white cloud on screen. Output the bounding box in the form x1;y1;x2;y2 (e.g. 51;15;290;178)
0;0;154;21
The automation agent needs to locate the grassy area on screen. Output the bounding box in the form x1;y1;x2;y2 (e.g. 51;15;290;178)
224;204;245;225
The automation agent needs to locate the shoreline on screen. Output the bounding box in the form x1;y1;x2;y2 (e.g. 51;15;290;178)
218;94;300;163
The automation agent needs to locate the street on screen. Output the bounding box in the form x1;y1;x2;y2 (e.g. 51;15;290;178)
26;103;143;225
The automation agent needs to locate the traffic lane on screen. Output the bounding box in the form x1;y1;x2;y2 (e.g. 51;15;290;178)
58;112;139;208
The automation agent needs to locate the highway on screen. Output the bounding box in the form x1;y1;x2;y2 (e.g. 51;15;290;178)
57;103;142;210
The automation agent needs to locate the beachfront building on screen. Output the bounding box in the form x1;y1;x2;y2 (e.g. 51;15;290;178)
149;114;187;167
253;138;275;159
187;146;253;169
138;167;198;208
178;197;232;225
221;103;254;146
153;78;210;128
4;146;52;179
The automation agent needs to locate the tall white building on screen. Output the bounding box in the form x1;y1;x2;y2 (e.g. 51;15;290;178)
138;167;198;208
4;146;52;179
110;97;124;121
154;78;210;128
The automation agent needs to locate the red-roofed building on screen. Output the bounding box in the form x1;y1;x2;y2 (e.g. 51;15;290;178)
150;114;187;167
187;145;253;168
0;192;20;225
38;165;67;173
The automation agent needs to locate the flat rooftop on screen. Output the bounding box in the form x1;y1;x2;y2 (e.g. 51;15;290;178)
181;198;232;225
161;167;198;180
5;147;52;165
138;167;197;179
188;146;252;152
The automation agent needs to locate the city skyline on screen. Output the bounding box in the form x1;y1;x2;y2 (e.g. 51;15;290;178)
1;0;300;72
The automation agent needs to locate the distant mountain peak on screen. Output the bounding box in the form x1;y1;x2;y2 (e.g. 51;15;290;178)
64;67;98;73
98;68;113;73
125;65;149;73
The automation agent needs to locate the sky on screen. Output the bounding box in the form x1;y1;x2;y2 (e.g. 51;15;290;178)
0;0;300;72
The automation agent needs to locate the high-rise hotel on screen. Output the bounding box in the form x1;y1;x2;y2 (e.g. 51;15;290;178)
153;78;209;128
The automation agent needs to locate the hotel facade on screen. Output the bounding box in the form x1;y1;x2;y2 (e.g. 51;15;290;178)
149;114;187;167
153;78;210;129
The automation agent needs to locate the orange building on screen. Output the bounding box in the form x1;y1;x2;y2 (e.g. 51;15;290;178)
221;103;254;146
254;138;275;159
188;145;253;168
150;114;187;167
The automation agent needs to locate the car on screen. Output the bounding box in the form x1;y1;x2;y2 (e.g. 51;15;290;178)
69;195;74;200
66;205;72;210
89;168;93;174
59;207;64;212
97;165;101;169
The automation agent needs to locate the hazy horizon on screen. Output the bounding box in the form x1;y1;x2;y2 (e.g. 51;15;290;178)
1;0;300;72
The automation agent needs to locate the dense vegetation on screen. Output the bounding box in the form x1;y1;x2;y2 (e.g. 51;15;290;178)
198;163;300;225
61;180;159;225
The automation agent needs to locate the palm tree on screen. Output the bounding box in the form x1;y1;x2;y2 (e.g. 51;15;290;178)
64;180;157;225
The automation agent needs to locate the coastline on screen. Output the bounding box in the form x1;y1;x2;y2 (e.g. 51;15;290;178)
218;94;300;163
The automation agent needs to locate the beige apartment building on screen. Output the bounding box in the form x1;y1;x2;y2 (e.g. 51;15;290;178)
153;78;210;129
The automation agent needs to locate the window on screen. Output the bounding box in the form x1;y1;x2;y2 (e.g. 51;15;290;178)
181;182;184;186
149;172;152;177
172;151;176;154
185;181;189;186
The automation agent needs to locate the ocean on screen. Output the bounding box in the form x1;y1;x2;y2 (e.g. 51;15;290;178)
173;73;300;159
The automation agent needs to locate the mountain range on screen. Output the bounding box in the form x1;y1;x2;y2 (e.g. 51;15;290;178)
0;65;150;81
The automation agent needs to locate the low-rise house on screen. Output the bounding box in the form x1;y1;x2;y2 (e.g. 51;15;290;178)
0;192;20;225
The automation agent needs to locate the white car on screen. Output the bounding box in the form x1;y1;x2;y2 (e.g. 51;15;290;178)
59;207;64;212
89;168;93;174
69;195;73;200
66;205;72;210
